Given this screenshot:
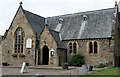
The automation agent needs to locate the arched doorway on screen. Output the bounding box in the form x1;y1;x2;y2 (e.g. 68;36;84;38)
42;45;49;65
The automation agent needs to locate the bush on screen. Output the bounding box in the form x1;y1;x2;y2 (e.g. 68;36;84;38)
2;62;9;66
62;62;69;69
26;62;29;66
62;62;69;65
94;63;107;68
69;54;84;67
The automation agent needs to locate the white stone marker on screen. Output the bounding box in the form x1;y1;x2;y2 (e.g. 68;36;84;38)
21;62;29;73
80;65;88;75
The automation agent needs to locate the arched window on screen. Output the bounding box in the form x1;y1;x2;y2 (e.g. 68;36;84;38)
89;42;93;54
69;43;72;54
14;28;24;53
73;42;77;53
94;42;97;54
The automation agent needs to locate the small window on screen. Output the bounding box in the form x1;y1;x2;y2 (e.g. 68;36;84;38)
94;42;97;54
69;43;72;54
89;42;93;54
83;14;88;21
58;18;63;24
73;42;77;54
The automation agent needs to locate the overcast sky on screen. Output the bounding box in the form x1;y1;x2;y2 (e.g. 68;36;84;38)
0;0;118;35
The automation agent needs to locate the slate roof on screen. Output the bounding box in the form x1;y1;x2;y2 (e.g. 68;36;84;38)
49;29;66;49
47;8;116;40
23;10;45;37
22;9;66;49
21;7;116;48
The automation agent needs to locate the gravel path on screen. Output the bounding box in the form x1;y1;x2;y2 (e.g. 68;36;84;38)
2;66;82;75
1;66;107;76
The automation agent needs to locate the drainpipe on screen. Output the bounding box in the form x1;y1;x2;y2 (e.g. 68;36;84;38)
35;33;39;65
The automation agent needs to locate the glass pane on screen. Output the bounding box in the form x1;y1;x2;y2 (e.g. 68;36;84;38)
94;42;97;54
21;37;24;44
18;36;20;44
73;43;76;53
21;44;23;53
19;29;21;35
15;38;17;43
15;44;17;53
69;43;72;54
22;32;24;36
18;44;20;53
89;42;93;53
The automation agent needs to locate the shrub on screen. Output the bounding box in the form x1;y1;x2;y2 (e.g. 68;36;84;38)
94;63;107;68
62;62;69;65
69;54;84;67
2;62;9;66
26;62;30;66
62;62;69;69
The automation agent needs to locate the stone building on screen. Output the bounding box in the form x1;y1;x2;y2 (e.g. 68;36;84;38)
1;3;118;66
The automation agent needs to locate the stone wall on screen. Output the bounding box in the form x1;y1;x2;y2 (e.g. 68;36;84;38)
1;7;36;66
57;49;67;66
39;26;58;66
64;39;114;66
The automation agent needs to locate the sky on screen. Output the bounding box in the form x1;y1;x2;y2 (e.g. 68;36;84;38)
0;0;118;35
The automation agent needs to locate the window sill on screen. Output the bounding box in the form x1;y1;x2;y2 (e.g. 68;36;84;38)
69;53;77;55
88;53;98;56
19;54;25;57
12;54;17;57
12;53;25;57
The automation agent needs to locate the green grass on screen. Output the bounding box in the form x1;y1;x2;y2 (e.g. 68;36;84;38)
89;67;119;75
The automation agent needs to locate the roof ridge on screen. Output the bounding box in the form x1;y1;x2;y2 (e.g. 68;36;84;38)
47;7;115;18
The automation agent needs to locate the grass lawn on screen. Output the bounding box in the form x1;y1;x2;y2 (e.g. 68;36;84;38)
88;67;119;75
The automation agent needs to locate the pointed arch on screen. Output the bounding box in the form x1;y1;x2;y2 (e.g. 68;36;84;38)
73;42;77;54
94;41;97;54
89;42;93;54
42;45;49;65
14;27;25;53
69;42;72;54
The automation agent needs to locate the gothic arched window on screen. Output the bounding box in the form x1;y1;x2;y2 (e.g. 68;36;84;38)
14;28;24;53
94;42;97;54
89;42;93;54
73;42;77;53
69;43;72;54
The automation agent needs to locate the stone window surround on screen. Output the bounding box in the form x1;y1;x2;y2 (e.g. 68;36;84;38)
67;41;78;54
13;27;25;55
87;41;99;55
69;42;72;54
89;42;93;53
